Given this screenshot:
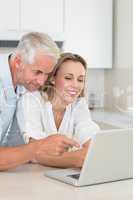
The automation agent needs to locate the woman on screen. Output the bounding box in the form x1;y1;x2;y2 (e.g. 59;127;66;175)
17;53;100;168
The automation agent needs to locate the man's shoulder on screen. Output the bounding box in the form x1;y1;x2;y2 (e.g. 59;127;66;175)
0;53;10;73
19;89;44;106
0;53;14;89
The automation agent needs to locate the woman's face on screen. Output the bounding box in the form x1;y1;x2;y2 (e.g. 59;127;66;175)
54;60;86;105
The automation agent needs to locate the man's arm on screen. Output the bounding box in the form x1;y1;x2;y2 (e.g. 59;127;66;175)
0;135;79;171
0;143;36;171
36;140;91;168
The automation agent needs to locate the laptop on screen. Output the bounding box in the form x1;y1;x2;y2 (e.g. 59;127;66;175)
45;128;133;187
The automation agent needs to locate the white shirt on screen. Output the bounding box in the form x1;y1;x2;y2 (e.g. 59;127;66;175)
0;54;26;144
0;54;17;143
17;91;100;145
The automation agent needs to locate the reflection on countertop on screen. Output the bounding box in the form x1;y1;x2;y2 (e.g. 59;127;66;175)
90;108;133;129
95;121;121;130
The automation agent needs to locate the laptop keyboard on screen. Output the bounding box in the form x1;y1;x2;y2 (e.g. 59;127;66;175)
67;173;80;180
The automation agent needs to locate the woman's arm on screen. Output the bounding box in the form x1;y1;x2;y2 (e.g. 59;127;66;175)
73;98;100;144
36;140;91;168
17;91;46;142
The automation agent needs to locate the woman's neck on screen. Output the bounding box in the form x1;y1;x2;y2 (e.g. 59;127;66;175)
50;95;66;130
50;95;66;112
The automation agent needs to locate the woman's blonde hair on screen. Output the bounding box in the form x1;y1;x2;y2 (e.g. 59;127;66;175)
42;52;87;99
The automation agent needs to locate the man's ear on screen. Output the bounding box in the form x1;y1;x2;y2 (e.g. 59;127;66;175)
14;55;23;69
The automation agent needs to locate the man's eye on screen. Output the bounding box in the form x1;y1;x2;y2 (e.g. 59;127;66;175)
65;77;71;80
34;71;42;75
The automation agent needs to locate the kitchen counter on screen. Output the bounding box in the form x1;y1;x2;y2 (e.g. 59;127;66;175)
90;109;133;129
1;163;133;200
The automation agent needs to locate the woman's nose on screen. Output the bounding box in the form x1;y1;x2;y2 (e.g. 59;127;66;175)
72;79;79;88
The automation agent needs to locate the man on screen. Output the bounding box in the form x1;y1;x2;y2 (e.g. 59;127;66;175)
0;32;79;171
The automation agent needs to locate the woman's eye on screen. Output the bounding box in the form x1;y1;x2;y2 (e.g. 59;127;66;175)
78;79;84;82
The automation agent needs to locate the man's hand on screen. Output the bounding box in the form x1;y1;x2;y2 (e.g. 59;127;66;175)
36;134;80;156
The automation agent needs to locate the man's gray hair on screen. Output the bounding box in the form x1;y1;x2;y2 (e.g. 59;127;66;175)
15;32;60;64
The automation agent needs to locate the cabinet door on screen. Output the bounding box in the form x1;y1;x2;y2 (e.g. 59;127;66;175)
64;0;112;68
21;0;63;38
0;0;19;31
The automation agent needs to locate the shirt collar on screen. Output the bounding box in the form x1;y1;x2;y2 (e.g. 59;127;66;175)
15;85;27;99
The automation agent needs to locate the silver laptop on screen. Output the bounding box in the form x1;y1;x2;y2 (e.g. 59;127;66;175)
45;128;133;186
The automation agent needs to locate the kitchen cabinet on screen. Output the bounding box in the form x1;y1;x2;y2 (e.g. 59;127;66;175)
0;0;112;62
63;0;112;68
21;0;64;40
0;0;64;41
0;0;20;31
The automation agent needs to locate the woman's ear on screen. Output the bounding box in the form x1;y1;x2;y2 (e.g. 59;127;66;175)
50;77;55;85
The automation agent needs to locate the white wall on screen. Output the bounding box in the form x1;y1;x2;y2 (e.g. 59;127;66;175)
86;69;104;108
104;0;133;111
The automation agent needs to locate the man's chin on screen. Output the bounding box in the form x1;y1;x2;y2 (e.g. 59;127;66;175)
26;86;40;92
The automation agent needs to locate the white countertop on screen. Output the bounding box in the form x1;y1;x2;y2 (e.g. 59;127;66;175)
91;109;133;129
1;164;133;200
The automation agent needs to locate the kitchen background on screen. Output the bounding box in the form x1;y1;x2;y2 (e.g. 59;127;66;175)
0;0;133;116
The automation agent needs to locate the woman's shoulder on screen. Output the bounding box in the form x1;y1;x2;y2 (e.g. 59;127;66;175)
72;97;88;109
71;97;91;120
72;97;87;105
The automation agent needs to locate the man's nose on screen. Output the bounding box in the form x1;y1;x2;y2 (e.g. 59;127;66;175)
36;75;47;86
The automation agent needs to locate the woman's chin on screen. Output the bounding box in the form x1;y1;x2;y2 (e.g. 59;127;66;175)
63;96;77;105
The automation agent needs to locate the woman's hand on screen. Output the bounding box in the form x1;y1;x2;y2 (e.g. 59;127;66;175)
74;140;91;168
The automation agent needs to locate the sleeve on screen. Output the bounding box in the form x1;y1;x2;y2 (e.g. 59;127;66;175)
73;98;100;145
0;84;3;139
0;114;2;139
16;91;47;143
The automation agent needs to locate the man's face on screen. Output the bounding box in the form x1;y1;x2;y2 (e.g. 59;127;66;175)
17;53;55;91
